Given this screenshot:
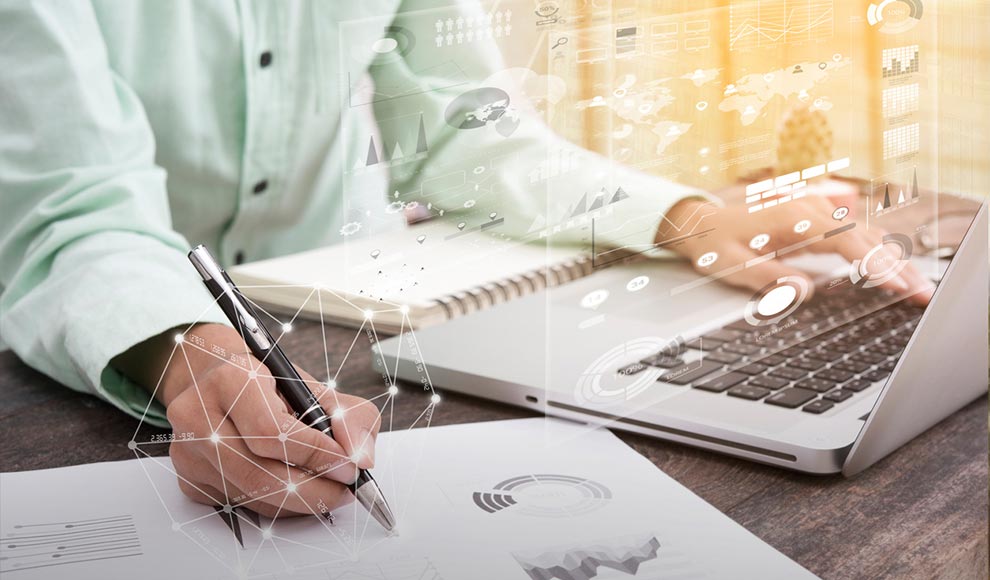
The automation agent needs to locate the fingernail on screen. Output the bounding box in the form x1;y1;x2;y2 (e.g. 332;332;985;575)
358;428;376;467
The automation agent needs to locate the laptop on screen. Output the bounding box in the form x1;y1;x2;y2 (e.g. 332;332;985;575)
375;199;987;476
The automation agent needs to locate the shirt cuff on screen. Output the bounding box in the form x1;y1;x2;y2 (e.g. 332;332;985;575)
3;232;228;428
591;164;722;259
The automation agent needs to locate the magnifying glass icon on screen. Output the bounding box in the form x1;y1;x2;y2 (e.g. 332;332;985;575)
552;37;568;49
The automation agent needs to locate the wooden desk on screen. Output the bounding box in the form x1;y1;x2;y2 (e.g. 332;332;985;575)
1;321;986;579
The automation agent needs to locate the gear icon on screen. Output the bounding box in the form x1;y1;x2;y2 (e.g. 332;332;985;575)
339;222;362;236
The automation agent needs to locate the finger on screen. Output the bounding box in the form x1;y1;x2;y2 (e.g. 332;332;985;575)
320;392;383;469
223;369;359;484
896;262;936;305
211;429;354;516
175;480;301;520
710;243;815;298
812;228;917;296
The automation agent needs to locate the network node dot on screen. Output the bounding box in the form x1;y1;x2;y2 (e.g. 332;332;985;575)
262;527;273;540
281;323;292;333
332;408;345;419
127;440;137;450
222;504;233;514
400;305;410;314
277;432;288;443
171;522;181;532
286;483;298;493
388;385;399;396
364;309;374;320
210;432;221;444
248;370;258;380
326;379;337;390
431;394;441;404
350;450;364;463
173;334;184;344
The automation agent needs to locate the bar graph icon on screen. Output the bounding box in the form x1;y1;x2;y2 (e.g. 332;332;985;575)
355;113;429;172
872;168;921;216
882;45;920;78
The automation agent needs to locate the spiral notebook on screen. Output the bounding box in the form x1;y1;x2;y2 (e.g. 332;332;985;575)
229;221;595;333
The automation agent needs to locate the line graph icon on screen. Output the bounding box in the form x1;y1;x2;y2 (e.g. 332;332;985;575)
729;0;834;51
514;535;662;580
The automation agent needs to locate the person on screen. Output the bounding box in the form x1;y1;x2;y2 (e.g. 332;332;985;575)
0;1;931;519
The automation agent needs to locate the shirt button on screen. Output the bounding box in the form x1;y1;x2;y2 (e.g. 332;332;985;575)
259;51;273;68
234;251;245;265
252;180;268;195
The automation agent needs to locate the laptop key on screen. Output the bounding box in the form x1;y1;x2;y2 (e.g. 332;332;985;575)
722;343;762;356
833;359;873;374
806;349;846;362
850;352;886;364
641;354;684;369
724;319;759;331
823;389;854;403
876;359;898;372
765;387;818;409
758;354;788;366
789;358;827;371
618;363;648;376
736;363;769;375
695;372;748;393
748;376;790;390
843;379;873;392
795;378;836;393
815;368;855;383
727;385;771;400
702;329;742;343
704;350;744;364
802;400;835;414
659;360;724;385
769;367;808;381
685;338;706;350
861;369;891;383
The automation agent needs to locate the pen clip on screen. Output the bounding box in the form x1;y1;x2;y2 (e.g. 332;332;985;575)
189;245;273;351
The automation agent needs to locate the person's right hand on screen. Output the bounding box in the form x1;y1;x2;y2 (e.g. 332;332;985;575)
657;193;935;305
122;323;382;519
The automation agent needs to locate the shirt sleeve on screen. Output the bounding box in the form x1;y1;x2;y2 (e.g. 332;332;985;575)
0;1;226;427
368;0;715;254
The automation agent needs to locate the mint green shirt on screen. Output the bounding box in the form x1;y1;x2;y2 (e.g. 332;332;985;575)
0;1;700;426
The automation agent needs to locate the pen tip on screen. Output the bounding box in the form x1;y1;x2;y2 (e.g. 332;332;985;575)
354;479;397;532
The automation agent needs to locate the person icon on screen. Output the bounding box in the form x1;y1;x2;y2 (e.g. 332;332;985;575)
793;65;804;74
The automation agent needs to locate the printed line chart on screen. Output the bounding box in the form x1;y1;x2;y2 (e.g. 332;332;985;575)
0;515;142;574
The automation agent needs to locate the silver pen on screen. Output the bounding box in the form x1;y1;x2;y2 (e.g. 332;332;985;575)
188;245;396;531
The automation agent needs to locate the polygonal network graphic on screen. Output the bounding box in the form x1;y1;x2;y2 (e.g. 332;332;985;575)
128;284;439;579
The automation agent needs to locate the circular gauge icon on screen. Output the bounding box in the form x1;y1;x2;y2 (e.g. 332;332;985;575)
744;276;810;326
794;219;812;234
850;234;913;288
749;233;771;251
832;206;850;220
626;275;650;292
697;252;719;268
580;289;609;310
367;26;415;67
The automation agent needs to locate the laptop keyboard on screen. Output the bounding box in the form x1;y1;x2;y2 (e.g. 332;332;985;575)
620;287;923;415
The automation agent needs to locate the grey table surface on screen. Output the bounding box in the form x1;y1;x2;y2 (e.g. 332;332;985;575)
1;319;987;579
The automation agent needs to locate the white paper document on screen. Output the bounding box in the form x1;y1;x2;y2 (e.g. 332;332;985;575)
0;419;816;579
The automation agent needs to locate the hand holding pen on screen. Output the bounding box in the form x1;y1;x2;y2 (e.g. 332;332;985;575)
138;246;395;536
